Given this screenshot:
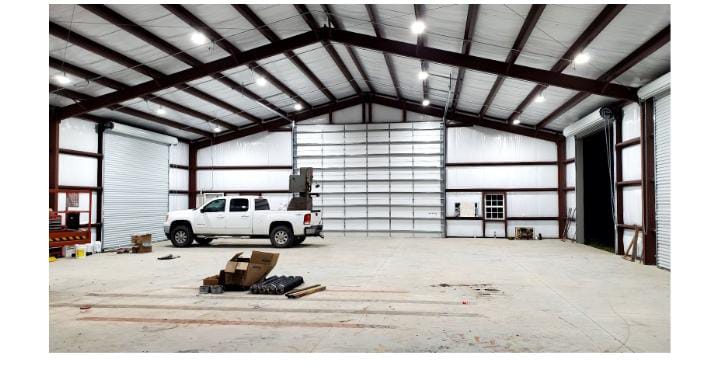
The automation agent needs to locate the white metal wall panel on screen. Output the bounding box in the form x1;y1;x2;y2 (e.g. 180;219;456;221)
59;155;97;187
566;136;575;159
447;127;556;162
59;118;98;152
622;186;643;226
197;131;292;166
446;166;558;189
103;132;169;248
169;168;189;191
507;192;559;217
621;145;642;181
333;105;363;124
447;220;483;238
655;93;671;269
196;169;290;191
169;142;189;166
296;122;444;237
169;194;189;212
622;103;642;141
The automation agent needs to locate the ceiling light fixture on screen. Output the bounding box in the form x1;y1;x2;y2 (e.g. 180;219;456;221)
418;71;429;80
256;76;267;87
54;74;72;86
155;107;166;115
191;31;208;45
422;99;430;107
294;103;303;111
410;20;426;35
214;126;222;133
574;52;590;64
512;119;521;125
534;93;546;103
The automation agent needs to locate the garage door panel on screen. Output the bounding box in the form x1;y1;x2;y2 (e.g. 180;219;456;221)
296;122;444;237
103;132;169;249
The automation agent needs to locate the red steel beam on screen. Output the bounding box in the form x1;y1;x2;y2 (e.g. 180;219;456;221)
53;28;322;120
50;21;260;124
479;4;545;118
329;29;637;101
322;4;375;94
50;84;213;138
537;24;670;129
511;5;625;122
50;57;240;131
193;94;365;148
233;4;336;102
449;4;479;114
80;5;279;122
161;4;306;112
66;111;193;144
295;4;361;95
365;4;403;99
369;94;561;142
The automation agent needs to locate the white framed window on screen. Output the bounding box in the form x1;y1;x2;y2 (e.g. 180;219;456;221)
484;193;505;220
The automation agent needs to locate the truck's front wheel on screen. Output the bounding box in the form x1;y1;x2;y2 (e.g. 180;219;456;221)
170;224;194;248
270;226;294;248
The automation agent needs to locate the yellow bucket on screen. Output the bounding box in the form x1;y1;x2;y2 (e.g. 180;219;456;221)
75;245;86;259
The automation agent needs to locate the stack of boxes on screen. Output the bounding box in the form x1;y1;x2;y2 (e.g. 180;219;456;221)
131;233;152;253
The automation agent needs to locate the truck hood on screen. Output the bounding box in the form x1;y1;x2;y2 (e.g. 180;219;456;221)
169;209;196;218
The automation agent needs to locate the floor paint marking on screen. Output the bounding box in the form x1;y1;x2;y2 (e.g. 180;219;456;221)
52;303;484;318
77;316;395;329
83;292;460;305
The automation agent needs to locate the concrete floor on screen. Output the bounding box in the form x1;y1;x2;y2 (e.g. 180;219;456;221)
49;237;669;352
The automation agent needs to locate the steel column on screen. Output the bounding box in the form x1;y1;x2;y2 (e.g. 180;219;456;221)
188;144;198;209
557;139;567;238
96;122;104;241
49;115;60;210
614;108;625;255
641;98;657;265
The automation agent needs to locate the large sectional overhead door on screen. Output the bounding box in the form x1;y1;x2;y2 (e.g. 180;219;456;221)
103;132;170;249
654;93;670;270
295;122;445;237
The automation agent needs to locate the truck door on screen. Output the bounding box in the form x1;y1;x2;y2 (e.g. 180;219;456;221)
226;198;252;235
195;198;227;234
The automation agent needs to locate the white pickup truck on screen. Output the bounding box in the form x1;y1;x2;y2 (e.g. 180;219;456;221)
163;196;322;248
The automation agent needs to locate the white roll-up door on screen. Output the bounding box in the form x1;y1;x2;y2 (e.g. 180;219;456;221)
103;132;170;248
294;122;445;237
654;93;671;270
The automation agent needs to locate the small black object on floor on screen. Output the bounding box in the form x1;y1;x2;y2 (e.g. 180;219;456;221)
250;275;304;294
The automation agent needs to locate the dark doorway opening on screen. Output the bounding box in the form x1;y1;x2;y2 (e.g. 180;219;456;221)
581;129;614;251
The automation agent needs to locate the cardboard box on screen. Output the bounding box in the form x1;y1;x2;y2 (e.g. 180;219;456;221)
132;245;152;253
223;251;279;289
131;233;152;245
203;275;220;286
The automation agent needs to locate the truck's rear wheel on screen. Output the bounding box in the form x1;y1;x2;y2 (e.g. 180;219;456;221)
293;236;306;246
270;226;294;248
170;224;193;248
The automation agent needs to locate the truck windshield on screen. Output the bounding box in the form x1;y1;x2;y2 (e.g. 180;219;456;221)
255;198;270;210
